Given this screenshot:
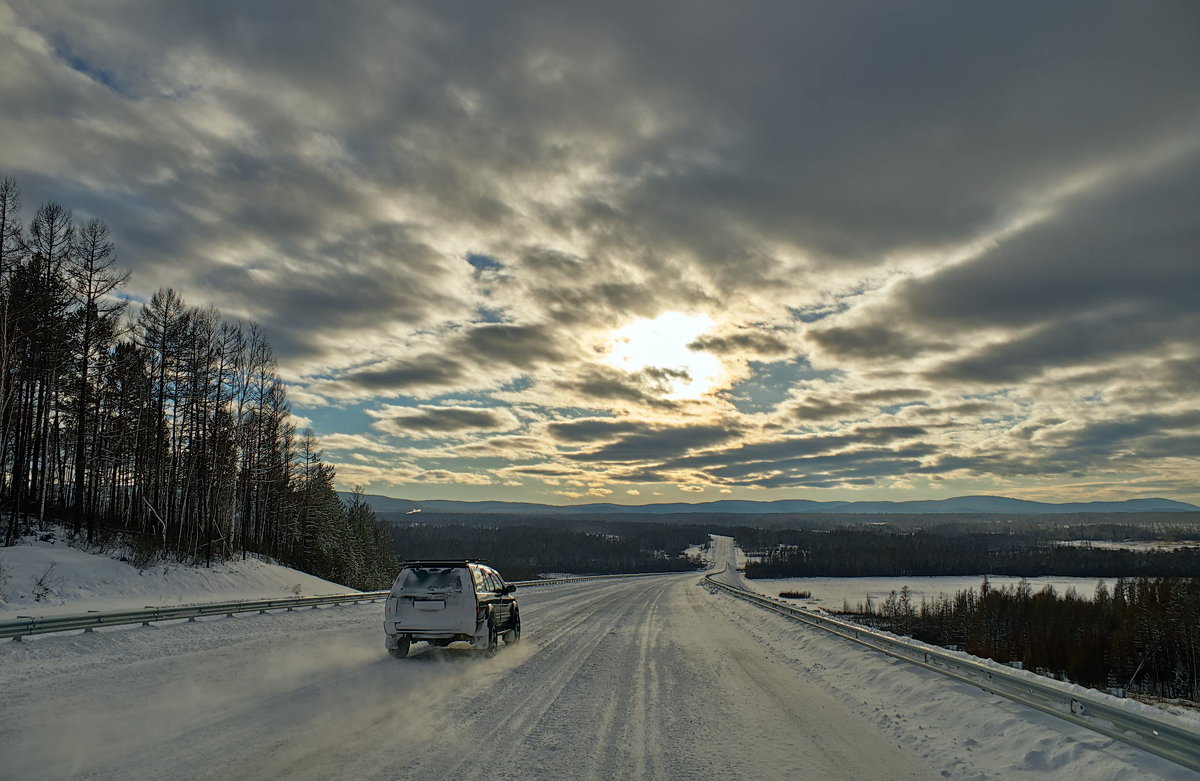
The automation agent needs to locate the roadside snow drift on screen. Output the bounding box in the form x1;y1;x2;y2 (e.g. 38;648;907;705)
0;532;356;619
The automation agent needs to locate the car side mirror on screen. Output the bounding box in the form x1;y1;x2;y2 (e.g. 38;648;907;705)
503;584;517;594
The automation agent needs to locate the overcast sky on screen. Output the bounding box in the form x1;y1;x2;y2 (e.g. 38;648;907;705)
3;1;1198;505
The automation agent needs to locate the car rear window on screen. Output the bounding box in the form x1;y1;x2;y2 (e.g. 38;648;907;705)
396;567;465;594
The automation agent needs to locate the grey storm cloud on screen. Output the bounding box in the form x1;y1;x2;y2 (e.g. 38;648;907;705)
846;388;927;404
520;275;671;328
785;387;933;424
814;152;1200;390
688;329;792;358
909;410;1200;482
925;313;1187;385
663;426;929;472
789;397;871;423
343;354;468;392
600;425;935;487
503;465;585;478
547;419;651;444
462;324;565;368
6;1;1198;321
3;1;1198;501
707;448;937;489
806;325;952;362
580;2;1200;273
341;323;565;394
1041;411;1200;455
369;405;519;438
566;423;744;464
623;441;938;489
908;401;1006;422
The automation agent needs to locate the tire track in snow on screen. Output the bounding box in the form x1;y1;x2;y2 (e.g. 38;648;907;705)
1;571;938;781
247;577;667;780
386;576;681;781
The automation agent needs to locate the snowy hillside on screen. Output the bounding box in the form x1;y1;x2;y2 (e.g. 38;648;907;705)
0;530;357;619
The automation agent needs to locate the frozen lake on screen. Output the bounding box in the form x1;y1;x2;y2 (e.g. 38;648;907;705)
1056;540;1200;552
745;574;1114;612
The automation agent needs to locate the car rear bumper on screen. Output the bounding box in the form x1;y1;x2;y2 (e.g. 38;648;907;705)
385;622;488;648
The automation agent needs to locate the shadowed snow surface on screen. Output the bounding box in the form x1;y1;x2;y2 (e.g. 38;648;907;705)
0;533;355;618
0;537;1194;780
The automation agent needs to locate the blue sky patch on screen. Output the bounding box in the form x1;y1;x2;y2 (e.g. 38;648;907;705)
53;38;135;98
467;253;503;272
725;359;841;414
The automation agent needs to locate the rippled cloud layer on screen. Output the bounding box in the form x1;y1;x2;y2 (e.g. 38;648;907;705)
2;1;1197;503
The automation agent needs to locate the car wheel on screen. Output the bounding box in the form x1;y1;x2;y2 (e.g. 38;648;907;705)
483;622;499;657
388;639;410;659
504;612;522;645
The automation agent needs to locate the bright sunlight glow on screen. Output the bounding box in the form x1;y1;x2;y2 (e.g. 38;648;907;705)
604;312;725;399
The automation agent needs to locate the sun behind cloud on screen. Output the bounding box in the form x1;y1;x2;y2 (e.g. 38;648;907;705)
603;312;727;400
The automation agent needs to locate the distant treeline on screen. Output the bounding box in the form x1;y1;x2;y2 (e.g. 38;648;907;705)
842;577;1200;701
387;521;708;580
745;529;1200;579
617;511;1200;531
0;176;396;588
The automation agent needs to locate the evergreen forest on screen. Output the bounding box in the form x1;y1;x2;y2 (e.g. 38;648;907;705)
841;577;1200;702
745;527;1200;579
387;520;709;580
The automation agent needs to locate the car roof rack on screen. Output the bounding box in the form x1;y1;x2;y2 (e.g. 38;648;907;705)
401;559;488;567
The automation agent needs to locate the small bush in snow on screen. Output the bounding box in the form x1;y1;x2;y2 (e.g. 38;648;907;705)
779;590;812;599
32;563;64;602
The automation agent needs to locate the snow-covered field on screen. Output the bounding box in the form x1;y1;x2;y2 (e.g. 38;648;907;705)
1057;540;1200;552
745;574;1114;612
0;535;1195;780
0;531;355;619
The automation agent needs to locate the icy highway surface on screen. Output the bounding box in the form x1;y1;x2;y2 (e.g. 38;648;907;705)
1;538;1192;780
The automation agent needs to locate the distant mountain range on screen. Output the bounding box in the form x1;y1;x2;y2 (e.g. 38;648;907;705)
342;493;1199;517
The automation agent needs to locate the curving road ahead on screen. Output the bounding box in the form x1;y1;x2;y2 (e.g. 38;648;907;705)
1;550;934;781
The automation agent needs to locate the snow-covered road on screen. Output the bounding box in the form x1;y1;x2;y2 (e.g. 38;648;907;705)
1;539;1193;780
0;573;934;781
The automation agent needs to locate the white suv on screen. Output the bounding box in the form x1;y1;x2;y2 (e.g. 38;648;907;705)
384;560;521;658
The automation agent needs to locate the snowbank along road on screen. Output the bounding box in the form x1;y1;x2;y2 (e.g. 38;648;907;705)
1;539;1194;780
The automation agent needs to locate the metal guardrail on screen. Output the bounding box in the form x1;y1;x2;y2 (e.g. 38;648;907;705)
704;570;1200;774
0;570;677;643
0;591;389;642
